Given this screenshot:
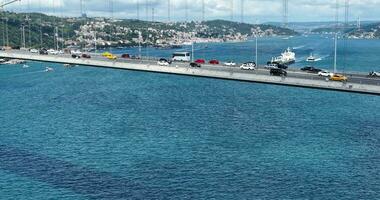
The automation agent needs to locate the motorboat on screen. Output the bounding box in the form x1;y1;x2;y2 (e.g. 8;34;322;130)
306;53;317;62
272;47;296;64
45;67;54;72
22;64;30;68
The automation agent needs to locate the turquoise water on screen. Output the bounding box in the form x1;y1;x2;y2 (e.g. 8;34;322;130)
1;36;380;199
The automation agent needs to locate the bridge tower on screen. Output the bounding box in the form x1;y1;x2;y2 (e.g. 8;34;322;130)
282;0;288;28
241;0;244;23
202;0;205;21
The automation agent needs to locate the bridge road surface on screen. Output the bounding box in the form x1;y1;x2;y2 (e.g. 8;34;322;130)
1;50;380;95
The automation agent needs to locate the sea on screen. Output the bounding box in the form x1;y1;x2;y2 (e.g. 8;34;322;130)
0;35;379;199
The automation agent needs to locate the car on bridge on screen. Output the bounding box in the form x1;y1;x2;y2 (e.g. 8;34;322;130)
195;59;206;64
190;62;201;68
30;49;39;54
270;68;287;77
102;52;117;60
72;54;80;59
158;58;171;66
209;60;219;65
82;54;91;59
240;62;256;70
329;74;348;82
47;49;59;55
224;61;236;66
318;70;334;77
121;54;130;59
368;71;380;78
39;49;48;55
301;66;322;73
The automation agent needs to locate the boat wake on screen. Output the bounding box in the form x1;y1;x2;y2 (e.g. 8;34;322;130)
4;70;47;79
293;45;305;50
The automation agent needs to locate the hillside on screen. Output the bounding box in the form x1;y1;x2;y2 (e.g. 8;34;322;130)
347;22;380;39
0;12;298;49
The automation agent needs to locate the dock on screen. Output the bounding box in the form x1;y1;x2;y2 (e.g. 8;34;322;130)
1;50;380;96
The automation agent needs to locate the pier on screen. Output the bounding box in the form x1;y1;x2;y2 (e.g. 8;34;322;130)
1;50;380;96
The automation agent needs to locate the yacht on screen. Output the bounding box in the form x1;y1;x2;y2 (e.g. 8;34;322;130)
273;47;296;64
45;67;54;72
306;53;316;62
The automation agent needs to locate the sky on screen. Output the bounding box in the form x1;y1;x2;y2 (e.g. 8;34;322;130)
4;0;380;23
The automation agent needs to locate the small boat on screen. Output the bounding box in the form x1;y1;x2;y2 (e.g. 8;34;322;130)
45;67;54;72
306;53;316;62
22;64;30;68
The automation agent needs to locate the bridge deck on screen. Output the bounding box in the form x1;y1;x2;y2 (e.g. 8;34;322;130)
1;50;380;96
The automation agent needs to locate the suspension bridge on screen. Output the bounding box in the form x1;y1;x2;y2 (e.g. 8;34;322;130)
1;0;380;96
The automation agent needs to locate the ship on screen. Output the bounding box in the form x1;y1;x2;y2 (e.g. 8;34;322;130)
272;47;296;64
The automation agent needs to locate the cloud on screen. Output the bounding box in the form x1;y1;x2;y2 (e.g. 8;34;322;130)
5;0;380;22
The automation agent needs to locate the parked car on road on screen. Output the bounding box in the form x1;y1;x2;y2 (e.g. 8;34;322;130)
190;62;201;68
209;59;219;65
329;74;348;82
158;58;171;66
318;70;334;77
270;68;287;76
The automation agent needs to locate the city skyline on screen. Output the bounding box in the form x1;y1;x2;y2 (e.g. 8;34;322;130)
3;0;380;23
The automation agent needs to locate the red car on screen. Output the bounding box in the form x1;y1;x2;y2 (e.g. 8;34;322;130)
209;59;219;65
195;59;206;64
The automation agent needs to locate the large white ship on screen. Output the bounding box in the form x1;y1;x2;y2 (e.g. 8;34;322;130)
272;47;296;64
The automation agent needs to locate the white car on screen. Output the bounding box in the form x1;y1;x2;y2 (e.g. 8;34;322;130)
47;49;59;55
318;70;334;77
224;61;236;66
70;50;82;55
30;49;39;53
157;58;170;66
240;62;256;70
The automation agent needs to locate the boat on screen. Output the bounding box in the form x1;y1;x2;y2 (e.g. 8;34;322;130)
45;67;54;72
306;53;316;62
22;64;30;68
272;47;296;64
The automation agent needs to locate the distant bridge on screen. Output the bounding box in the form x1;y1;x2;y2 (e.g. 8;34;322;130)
1;50;380;96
